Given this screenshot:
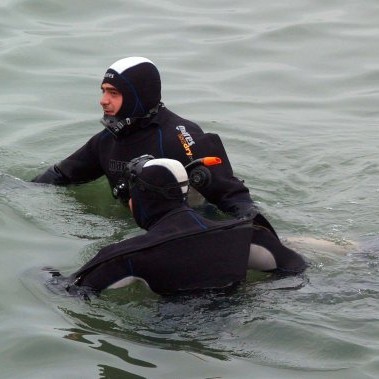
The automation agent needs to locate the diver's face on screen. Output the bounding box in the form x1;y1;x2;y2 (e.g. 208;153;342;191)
100;83;123;116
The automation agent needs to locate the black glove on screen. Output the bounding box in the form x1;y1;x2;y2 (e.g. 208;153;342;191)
228;202;280;240
228;202;259;220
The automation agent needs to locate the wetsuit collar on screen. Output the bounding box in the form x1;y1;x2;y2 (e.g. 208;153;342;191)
101;102;164;138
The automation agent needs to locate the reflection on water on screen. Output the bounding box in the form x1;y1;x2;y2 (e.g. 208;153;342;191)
19;232;379;377
98;365;146;379
11;159;379;376
61;328;153;379
50;261;379;371
62;327;156;368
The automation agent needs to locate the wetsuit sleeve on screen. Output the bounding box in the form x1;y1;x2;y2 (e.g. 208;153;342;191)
190;133;257;216
32;134;104;185
31;164;71;185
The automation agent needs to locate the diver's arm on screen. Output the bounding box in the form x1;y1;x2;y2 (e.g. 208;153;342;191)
190;133;258;216
182;132;285;240
32;132;105;185
162;123;263;219
32;164;71;185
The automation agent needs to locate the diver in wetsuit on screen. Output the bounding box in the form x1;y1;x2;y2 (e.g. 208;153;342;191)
52;156;306;297
32;56;255;220
33;56;306;272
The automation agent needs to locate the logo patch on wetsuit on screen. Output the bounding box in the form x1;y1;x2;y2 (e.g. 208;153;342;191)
109;159;128;172
176;125;195;161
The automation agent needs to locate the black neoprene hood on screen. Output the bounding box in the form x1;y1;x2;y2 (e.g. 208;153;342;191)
102;56;161;119
129;158;189;230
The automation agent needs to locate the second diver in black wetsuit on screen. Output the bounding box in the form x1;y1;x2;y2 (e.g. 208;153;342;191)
47;156;307;298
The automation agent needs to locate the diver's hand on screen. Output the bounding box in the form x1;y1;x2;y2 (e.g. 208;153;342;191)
228;203;259;220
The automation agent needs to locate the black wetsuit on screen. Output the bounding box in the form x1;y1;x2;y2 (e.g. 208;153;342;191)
32;106;253;217
34;106;307;275
57;206;306;297
66;207;254;295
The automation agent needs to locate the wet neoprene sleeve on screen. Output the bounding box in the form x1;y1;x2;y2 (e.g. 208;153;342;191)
31;134;104;185
31;165;71;185
31;108;258;218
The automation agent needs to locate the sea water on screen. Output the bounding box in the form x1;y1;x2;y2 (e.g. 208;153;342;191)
0;0;378;378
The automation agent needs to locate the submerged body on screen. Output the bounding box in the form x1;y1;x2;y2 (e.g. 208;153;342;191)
46;157;307;298
51;208;306;297
65;207;254;295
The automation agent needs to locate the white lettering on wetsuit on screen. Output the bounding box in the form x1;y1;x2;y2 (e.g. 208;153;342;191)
176;125;195;146
176;125;196;161
104;73;114;79
109;159;128;172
